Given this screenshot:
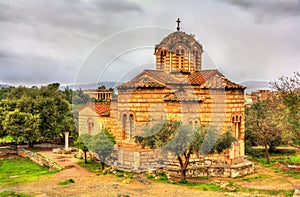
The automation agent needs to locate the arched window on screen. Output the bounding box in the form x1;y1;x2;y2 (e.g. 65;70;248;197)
232;115;242;140
189;121;193;127
195;120;199;127
122;114;127;140
160;50;166;65
129;114;134;141
87;118;94;134
195;53;199;69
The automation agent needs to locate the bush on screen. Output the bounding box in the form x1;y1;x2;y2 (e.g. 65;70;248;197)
245;140;260;157
58;179;75;185
158;172;168;181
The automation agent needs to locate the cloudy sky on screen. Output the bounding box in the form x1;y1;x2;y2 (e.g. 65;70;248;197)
0;0;299;86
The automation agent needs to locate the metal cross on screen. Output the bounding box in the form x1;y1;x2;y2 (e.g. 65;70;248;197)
176;18;181;31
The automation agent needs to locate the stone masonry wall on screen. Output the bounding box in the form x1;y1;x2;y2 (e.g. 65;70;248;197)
0;147;63;170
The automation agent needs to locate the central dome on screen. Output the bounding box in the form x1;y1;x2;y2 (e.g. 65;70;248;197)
154;31;203;73
155;31;203;51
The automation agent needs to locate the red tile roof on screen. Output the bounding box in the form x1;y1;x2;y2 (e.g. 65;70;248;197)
117;69;245;89
79;102;111;116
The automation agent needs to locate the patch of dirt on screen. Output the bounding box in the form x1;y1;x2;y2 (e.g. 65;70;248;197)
228;163;300;191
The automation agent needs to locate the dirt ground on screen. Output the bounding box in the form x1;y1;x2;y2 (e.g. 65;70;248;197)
1;149;299;197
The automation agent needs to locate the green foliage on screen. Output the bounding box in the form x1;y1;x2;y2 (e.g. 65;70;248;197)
74;136;89;163
194;183;225;192
74;136;89;152
215;132;237;153
0;157;57;186
245;140;261;157
3;110;40;147
158;172;169;181
270;72;300;147
0;190;33;197
77;160;103;173
135;121;236;180
245;101;282;163
58;179;75;185
81;128;116;170
0;83;76;146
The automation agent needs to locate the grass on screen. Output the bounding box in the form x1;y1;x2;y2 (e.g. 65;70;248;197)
241;174;269;182
238;187;294;197
248;154;300;178
58;178;75;185
0;191;33;197
77;159;136;179
0;157;58;186
77;160;103;173
194;183;225;192
0;136;14;143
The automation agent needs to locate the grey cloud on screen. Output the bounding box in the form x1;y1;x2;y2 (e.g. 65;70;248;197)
222;0;300;20
93;0;142;12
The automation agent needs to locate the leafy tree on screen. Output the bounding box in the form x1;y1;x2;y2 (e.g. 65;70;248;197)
3;110;40;148
0;83;76;145
245;101;281;163
74;136;89;164
135;120;236;180
0;87;10;100
271;72;300;147
81;128;116;170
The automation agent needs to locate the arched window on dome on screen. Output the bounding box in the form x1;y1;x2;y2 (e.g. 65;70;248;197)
160;50;166;67
180;49;185;68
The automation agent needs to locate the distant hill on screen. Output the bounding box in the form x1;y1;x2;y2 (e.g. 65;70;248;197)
61;80;273;94
240;81;271;93
0;84;10;88
60;81;122;90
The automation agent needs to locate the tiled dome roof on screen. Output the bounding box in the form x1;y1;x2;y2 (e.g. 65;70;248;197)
155;31;203;51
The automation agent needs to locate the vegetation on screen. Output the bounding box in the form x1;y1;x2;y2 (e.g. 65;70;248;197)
0;83;95;147
77;159;104;173
0;190;33;197
74;136;89;164
80;128;116;170
271;71;300;147
245;101;281;163
58;178;75;185
135;120;236;180
246;72;300;163
0;157;58;186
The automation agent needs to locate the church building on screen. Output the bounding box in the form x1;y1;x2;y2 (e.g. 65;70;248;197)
78;19;254;177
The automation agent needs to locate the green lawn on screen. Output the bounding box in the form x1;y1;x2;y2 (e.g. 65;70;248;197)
0;157;58;186
0;190;33;197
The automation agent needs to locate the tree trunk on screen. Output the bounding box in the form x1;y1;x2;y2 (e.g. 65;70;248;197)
28;141;34;148
264;144;270;164
84;150;87;164
177;156;187;180
180;169;186;180
100;161;105;171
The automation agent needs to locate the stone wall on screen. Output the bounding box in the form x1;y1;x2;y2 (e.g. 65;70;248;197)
160;159;254;178
0;147;63;170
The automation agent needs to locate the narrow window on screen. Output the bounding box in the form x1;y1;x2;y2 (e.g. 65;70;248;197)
189;121;193;127
129;114;134;141
195;120;198;127
122;114;127;140
87;118;94;134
